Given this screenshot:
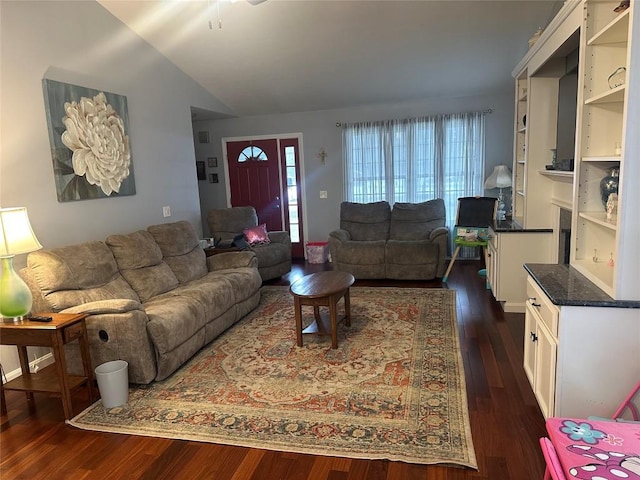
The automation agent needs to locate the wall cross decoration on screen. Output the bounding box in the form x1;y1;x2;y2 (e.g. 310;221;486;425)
318;148;328;164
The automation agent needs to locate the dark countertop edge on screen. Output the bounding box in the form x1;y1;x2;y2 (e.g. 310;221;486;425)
524;263;640;308
494;227;553;233
492;219;553;233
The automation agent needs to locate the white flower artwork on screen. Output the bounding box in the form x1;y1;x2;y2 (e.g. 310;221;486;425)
43;79;136;201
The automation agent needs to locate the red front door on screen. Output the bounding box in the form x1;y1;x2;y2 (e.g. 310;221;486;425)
226;139;283;231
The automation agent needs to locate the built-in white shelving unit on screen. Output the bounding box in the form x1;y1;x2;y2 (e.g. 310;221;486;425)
510;0;640;420
572;0;638;299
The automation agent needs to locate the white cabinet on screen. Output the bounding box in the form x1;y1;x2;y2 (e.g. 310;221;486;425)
486;228;553;312
524;273;640;418
524;277;558;418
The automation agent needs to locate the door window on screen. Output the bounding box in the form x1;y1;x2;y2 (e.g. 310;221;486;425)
238;146;267;162
284;146;300;243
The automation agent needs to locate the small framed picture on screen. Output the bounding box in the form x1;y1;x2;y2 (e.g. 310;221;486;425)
207;157;217;168
198;131;209;144
196;161;206;180
209;173;219;183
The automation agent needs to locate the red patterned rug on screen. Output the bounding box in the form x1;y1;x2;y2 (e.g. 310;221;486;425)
70;286;477;468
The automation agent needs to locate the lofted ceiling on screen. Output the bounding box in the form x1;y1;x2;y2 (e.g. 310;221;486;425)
98;0;563;119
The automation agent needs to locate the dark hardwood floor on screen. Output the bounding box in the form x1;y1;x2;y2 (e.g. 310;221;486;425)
1;259;546;479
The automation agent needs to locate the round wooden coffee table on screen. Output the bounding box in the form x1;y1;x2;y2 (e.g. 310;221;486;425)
289;271;355;349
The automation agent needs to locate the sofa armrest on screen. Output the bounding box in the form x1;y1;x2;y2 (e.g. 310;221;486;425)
19;267;52;313
61;307;156;384
329;229;351;243
429;226;449;242
429;226;449;277
207;251;258;271
267;231;291;246
60;299;143;315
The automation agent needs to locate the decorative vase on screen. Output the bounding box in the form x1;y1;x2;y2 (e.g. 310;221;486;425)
599;166;620;210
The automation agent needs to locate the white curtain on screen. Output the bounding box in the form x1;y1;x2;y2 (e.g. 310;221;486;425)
342;112;486;256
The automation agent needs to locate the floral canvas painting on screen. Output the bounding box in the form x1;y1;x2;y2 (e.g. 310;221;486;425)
42;79;136;202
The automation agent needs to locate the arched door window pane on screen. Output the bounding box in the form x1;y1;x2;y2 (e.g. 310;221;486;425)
238;146;268;162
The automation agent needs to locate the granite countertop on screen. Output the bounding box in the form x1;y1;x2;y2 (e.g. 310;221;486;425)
492;218;552;233
524;263;640;308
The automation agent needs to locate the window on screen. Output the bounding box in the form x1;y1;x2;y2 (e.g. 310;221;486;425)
284;146;300;243
343;112;485;255
238;146;268;162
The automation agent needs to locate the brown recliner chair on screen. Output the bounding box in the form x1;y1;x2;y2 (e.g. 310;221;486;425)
208;206;292;281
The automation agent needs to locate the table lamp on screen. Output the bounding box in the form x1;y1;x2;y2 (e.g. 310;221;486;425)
0;207;42;321
484;165;513;221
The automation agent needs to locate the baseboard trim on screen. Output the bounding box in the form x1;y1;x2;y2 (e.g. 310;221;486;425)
503;302;526;313
2;352;55;383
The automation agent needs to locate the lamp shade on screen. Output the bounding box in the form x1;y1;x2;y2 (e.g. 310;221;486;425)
0;207;42;256
484;165;513;189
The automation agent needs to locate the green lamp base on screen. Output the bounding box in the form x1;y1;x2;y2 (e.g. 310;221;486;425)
0;256;33;320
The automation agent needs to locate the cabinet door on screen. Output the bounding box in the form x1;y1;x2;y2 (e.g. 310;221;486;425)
534;320;557;418
523;303;537;387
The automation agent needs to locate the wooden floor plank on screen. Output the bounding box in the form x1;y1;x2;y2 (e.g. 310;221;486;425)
0;259;547;479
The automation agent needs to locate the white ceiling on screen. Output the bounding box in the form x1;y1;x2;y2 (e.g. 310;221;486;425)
98;0;563;119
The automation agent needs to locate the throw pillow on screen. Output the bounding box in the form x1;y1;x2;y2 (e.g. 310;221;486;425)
243;224;271;245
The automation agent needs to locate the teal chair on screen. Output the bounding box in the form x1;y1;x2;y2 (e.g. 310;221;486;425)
442;197;497;284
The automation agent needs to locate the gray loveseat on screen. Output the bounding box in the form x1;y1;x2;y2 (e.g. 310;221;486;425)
328;199;448;280
208;206;292;281
21;220;262;384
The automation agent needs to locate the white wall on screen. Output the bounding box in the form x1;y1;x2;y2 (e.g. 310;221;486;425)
0;1;231;376
196;92;515;242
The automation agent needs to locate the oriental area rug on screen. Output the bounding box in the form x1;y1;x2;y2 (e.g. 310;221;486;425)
69;286;477;468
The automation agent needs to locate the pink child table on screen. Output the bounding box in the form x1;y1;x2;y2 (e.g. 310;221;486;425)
546;417;640;479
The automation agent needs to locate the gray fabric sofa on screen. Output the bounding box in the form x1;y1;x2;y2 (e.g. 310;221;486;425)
328;199;448;280
20;220;262;384
208;206;292;281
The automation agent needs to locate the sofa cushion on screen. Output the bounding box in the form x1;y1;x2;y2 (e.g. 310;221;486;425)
334;240;386;265
386;240;439;264
207;268;263;303
251;242;290;268
389;199;446;241
173;275;237;321
386;240;439;280
144;294;206;355
106;230;179;302
27;241;140;310
147;221;207;284
340;201;391;241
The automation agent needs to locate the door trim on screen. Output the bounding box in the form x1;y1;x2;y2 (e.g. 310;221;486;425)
221;133;308;255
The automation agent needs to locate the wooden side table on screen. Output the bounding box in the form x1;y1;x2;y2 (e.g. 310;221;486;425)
290;271;355;349
0;313;94;420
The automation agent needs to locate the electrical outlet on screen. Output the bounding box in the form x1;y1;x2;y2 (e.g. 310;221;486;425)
162;206;171;217
320;191;328;199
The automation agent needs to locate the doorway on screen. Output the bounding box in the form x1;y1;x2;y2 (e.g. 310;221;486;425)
224;135;305;258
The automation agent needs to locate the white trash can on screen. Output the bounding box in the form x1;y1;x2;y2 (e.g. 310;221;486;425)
95;360;129;408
